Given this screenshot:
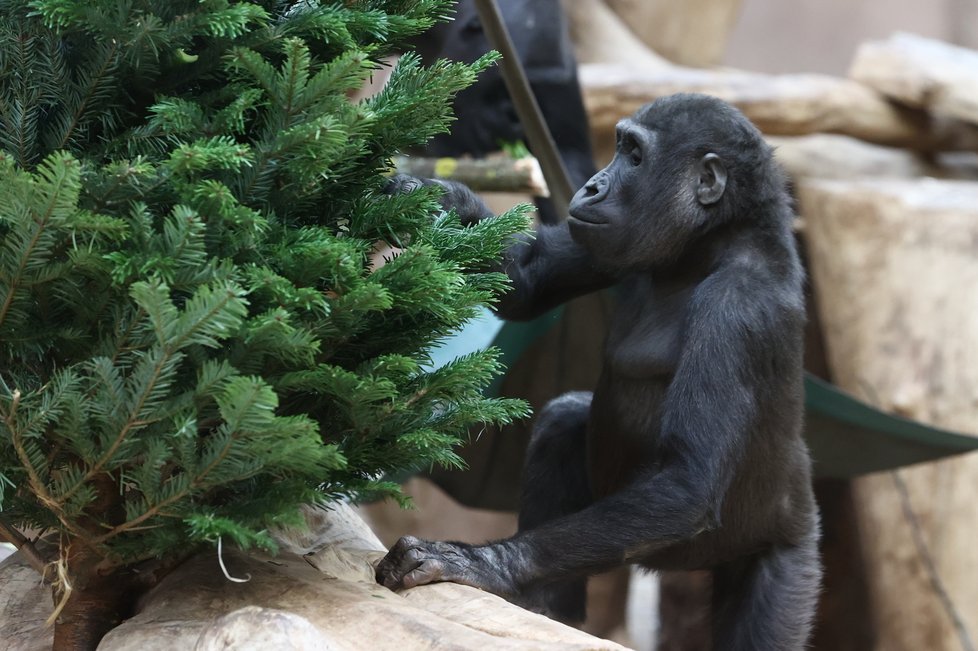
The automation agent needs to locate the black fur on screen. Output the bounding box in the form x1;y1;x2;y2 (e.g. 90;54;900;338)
412;0;595;223
377;94;822;651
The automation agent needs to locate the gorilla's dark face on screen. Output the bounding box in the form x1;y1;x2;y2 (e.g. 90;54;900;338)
568;94;770;272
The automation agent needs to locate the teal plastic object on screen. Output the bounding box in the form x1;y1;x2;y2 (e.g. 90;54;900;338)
435;306;978;479
804;375;978;478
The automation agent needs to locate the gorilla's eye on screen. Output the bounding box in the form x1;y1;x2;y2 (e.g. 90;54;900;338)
620;134;642;167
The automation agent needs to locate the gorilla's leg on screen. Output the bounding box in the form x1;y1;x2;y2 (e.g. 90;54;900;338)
711;533;822;651
515;391;593;622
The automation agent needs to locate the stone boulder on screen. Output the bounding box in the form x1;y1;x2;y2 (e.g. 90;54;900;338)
0;504;629;651
850;32;978;127
799;177;978;651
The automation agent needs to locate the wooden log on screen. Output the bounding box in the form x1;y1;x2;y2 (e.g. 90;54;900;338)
392;155;548;196
850;32;978;127
799;178;978;651
579;63;978;163
604;0;743;67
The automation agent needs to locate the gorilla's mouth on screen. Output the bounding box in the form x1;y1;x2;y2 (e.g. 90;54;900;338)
568;211;608;226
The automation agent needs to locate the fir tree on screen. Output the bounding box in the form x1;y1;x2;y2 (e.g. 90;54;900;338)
0;1;530;647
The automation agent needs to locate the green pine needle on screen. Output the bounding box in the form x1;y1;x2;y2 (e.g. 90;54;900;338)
0;0;530;580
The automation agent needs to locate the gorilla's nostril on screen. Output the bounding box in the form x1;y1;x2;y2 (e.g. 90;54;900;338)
584;183;599;198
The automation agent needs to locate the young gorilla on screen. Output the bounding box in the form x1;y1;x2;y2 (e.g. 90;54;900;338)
376;94;822;650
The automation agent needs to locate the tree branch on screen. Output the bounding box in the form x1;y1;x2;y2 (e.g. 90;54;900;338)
0;517;49;579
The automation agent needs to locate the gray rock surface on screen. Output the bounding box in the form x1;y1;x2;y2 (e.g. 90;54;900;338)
851;32;978;127
0;504;630;651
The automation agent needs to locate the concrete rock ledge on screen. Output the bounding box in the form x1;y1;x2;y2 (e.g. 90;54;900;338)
0;504;630;651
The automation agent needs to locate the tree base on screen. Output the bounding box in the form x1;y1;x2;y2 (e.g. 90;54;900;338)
51;572;137;651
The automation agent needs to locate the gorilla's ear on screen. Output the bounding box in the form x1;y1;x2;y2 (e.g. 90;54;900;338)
695;153;727;206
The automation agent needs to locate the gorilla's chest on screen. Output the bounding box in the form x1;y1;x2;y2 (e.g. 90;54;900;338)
604;278;692;379
588;279;695;495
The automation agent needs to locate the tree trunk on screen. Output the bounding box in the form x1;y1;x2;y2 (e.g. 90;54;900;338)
51;543;135;651
800;178;978;651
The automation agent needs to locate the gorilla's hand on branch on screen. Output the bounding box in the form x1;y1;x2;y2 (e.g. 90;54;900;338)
375;535;520;596
383;173;431;196
383;174;494;226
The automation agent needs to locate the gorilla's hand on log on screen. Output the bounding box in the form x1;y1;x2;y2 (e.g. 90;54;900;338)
375;536;461;590
375;535;520;596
